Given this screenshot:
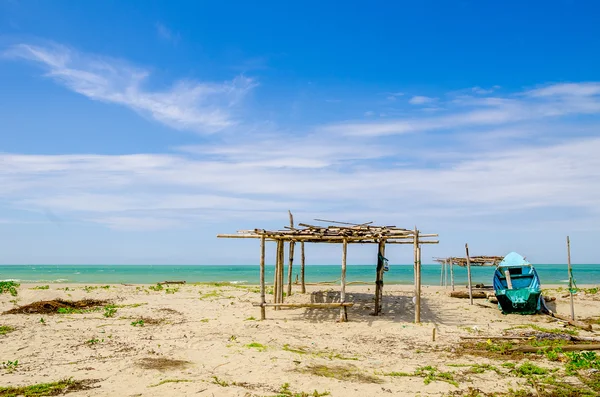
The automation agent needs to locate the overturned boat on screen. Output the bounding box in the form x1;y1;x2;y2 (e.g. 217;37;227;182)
492;252;542;314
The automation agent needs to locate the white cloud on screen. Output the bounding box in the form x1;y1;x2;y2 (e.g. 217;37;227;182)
526;82;600;97
409;95;436;105
4;43;255;133
1;130;600;230
155;22;180;44
322;83;600;137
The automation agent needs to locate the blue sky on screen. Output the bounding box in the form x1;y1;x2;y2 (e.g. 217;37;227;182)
1;0;600;265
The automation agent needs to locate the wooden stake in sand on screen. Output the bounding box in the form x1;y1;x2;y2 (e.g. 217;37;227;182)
567;236;575;321
414;228;421;323
374;239;386;315
279;240;285;306
300;242;306;294
340;238;348;322
450;259;455;291
286;211;295;298
465;243;473;306
273;239;280;308
259;234;266;320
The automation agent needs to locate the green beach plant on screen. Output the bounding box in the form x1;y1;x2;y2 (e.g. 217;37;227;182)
0;325;15;335
0;281;19;296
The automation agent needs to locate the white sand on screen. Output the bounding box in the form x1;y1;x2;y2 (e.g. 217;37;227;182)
1;283;599;396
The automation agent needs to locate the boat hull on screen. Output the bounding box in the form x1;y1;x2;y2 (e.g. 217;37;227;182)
493;252;542;315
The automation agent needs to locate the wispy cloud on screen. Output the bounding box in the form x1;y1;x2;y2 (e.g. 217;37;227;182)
409;95;437;105
155;22;180;44
322;83;600;136
4;42;256;133
2;127;600;230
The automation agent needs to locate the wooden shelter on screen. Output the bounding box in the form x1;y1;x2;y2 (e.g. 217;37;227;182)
434;254;503;305
217;215;438;322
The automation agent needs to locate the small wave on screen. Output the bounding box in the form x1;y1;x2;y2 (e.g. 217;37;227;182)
74;272;81;274
0;279;21;282
230;280;248;284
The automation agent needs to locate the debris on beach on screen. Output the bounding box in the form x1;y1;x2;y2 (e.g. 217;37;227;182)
2;299;109;315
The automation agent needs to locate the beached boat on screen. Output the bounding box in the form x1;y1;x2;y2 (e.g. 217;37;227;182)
492;252;542;314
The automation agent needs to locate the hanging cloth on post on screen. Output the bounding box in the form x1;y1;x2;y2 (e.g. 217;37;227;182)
378;253;389;272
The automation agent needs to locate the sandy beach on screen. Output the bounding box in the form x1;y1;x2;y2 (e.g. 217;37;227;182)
1;282;600;396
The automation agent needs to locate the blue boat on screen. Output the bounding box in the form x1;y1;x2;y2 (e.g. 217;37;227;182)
492;252;542;314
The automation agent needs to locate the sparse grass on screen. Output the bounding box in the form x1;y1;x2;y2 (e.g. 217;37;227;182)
1;360;18;373
211;376;229;387
582;287;599;295
0;378;97;396
512;362;548;376
165;288;179;294
385;366;458;387
198;290;221;300
244;316;257;321
0;281;19;296
468;363;502;374
0;325;15;335
300;364;383;384
103;305;117;318
149;284;164;292
136;357;191;370
277;382;331;397
85;338;103;345
30;285;49;290
509;323;578;336
57;307;101;314
131;319;145;327
148;379;192;388
282;344;358;361
246;342;267;352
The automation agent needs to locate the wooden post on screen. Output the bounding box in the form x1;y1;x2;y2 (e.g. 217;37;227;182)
414;227;421;323
279;240;285;305
440;259;444;286
273;239;280;307
442;259;446;288
340;238;348;322
416;244;422;323
374;239;386;315
567;236;575;321
260;235;266;320
450;259;455;291
465;244;473;306
286;211;295;297
300;242;306;294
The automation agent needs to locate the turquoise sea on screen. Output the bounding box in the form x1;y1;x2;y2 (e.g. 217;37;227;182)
0;264;598;286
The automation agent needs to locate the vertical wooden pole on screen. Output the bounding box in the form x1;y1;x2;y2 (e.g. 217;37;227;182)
286;241;295;297
260;235;266;320
414;227;421;323
374;240;382;315
340;238;348;322
465;244;473;306
440;260;444;286
450;259;455;291
443;259;448;288
373;239;386;315
273;239;280;307
416;243;422;323
287;211;295;297
567;236;575;321
279;240;285;305
300;242;306;294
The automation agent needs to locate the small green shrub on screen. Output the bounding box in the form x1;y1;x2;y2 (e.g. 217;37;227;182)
0;281;19;296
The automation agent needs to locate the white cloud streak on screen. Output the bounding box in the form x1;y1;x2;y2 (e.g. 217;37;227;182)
322;83;600;136
409;95;436;105
4;43;255;133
